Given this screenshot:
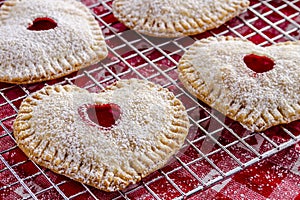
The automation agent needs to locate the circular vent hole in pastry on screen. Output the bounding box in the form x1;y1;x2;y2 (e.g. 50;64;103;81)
243;54;274;73
27;17;57;31
79;103;121;128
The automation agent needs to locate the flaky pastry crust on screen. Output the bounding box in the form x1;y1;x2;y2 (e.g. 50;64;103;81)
112;0;249;38
178;36;300;132
13;79;190;191
0;0;107;84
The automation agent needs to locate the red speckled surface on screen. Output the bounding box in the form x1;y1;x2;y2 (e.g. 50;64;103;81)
0;0;299;199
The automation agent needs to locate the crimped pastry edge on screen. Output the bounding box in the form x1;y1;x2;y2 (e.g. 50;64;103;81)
112;0;250;38
0;0;108;84
13;79;190;191
178;36;300;132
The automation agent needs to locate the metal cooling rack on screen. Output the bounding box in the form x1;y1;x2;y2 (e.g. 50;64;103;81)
0;0;300;199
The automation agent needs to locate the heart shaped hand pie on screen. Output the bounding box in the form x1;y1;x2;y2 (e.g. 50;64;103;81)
13;79;190;192
178;36;300;132
112;0;249;38
0;0;107;84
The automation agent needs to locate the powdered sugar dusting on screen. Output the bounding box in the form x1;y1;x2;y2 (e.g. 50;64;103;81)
112;0;249;37
178;36;300;132
13;79;190;192
0;0;107;84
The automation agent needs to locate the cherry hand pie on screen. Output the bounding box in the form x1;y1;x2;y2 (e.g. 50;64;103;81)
0;0;107;84
178;36;300;132
13;79;190;191
112;0;249;38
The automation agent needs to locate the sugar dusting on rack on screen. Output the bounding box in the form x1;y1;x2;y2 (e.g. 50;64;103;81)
0;0;300;199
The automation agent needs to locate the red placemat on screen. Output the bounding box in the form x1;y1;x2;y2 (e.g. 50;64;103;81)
190;141;300;200
0;0;300;199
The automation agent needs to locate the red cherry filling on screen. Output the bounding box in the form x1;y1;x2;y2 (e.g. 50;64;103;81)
243;54;275;73
78;103;121;128
27;17;57;31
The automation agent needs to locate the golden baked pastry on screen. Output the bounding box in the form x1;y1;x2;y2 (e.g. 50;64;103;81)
112;0;250;38
0;0;107;84
13;79;190;192
178;36;300;132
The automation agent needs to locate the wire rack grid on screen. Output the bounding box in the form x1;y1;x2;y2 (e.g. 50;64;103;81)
0;0;300;199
